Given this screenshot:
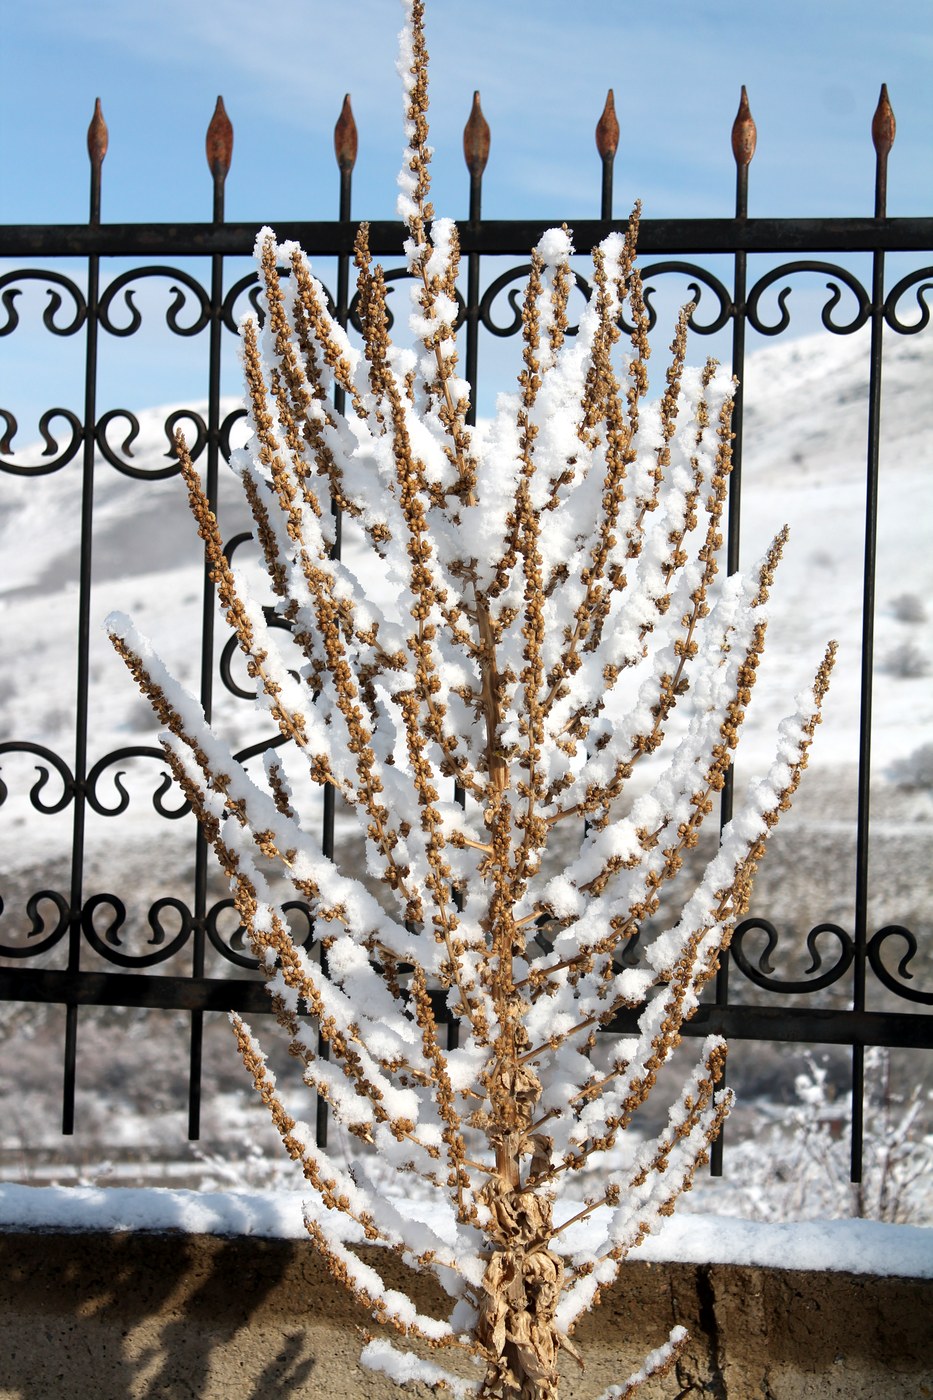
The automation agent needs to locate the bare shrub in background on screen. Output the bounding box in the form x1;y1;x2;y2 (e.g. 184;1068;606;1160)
888;592;927;625
880;641;930;679
725;1049;933;1226
890;742;933;791
108;2;835;1394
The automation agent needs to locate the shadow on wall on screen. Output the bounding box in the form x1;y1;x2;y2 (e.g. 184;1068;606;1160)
0;1232;328;1400
0;1230;931;1399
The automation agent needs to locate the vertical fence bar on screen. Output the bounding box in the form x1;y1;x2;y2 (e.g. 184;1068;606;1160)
850;85;895;1182
462;91;489;427
62;100;108;1135
596;90;619;224
711;87;756;1176
315;97;357;1147
187;98;234;1140
449;91;490;1055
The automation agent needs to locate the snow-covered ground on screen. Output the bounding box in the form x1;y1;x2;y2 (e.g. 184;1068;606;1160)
1;322;931;1229
1;1179;930;1279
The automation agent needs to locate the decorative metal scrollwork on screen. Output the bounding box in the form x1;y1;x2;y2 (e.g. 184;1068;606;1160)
883;267;933;334
220;605;295;701
0;410;15;456
478;265;589;339
82;892;193;967
98;268;211;338
0;270;87;337
219;534;297;702
95;409;140;469
206;895;314;968
206;898;255;968
223;530;254;565
0;408;84;476
85;748;190;819
94;408;206;479
731;917;854;993
868;924;933;1005
348;266;417;335
219;407;248;461
746;261;870;336
0;742;74;814
222;265;336;333
617;930;643;969
232;733;291;767
163;409;208;464
0;889;70;959
219;633;256;701
222;272;263;332
635;262;732;337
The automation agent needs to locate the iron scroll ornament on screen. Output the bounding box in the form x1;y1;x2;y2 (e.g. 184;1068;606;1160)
85;747;191;820
0;742;75;815
883;267;933;334
221;271;339;335
0;275;84;471
632;262;732;337
206;897;315;970
348;267;464;336
67;891;315;971
222;272;264;333
0;745;73;955
0;889;70;960
731;916;855;994
477;264;588;339
0;408;84;475
475;261;731;340
0;270;87;338
97;268;211;338
94;408;208;479
218;531;299;702
219;407;248;461
2;404;207;481
82;893;193;968
746;262;871;337
867;924;933;1005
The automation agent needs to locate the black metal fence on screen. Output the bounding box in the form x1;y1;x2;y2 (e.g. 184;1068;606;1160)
1;85;931;1182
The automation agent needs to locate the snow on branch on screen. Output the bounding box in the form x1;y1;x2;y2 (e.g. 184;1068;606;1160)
107;1;835;1394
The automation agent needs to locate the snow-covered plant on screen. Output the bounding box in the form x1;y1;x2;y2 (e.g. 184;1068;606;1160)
107;3;835;1395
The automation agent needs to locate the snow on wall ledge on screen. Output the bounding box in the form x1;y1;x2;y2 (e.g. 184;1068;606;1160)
1;1182;930;1279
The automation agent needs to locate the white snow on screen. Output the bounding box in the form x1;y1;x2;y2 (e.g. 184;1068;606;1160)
0;1181;929;1279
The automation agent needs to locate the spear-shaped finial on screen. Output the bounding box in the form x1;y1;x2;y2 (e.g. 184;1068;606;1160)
871;83;896;159
87;98;108;224
596;89;620;221
334;94;358;173
87;97;108;169
204;95;232;187
731;86;757;167
206;96;234;183
871;83;895;218
595;89;619;163
463;91;490;180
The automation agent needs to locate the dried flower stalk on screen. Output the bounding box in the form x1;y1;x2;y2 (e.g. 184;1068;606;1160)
108;3;835;1395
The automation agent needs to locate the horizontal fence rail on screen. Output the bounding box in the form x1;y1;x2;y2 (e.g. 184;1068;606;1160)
1;83;931;1185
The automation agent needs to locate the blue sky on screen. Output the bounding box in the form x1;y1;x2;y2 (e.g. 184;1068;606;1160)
3;0;931;225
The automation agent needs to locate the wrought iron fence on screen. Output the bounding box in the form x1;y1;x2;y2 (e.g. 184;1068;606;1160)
1;84;931;1181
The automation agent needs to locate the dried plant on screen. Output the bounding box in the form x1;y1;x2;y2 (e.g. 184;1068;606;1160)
108;3;835;1395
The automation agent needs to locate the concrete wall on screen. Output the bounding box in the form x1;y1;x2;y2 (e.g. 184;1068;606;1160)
0;1230;930;1399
